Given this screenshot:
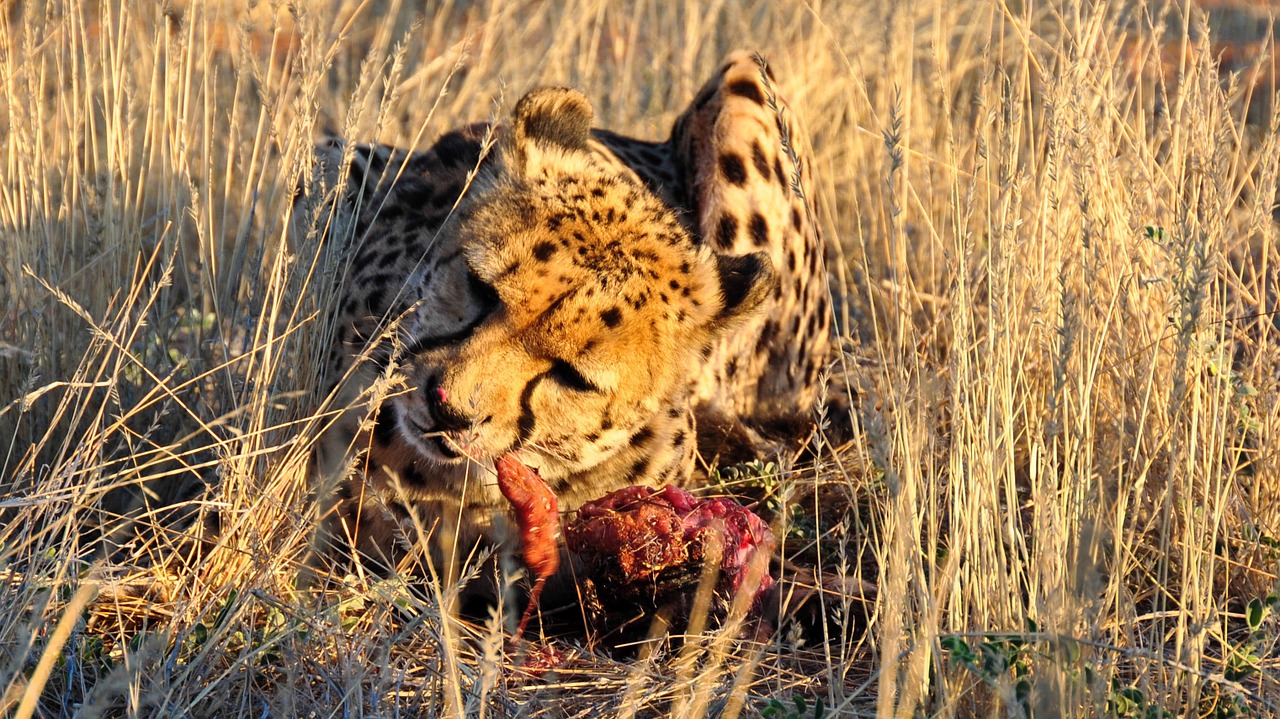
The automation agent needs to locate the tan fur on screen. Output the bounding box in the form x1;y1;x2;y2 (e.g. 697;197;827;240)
297;53;831;583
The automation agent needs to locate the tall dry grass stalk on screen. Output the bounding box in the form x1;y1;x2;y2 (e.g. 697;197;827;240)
0;0;1276;716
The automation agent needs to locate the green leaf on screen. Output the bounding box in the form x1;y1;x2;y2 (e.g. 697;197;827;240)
212;588;238;628
1225;645;1260;682
940;636;974;664
1246;597;1267;631
1110;686;1144;717
980;641;1010;676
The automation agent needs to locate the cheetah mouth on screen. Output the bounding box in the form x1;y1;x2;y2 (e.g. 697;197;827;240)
429;434;463;459
410;421;486;464
404;416;466;461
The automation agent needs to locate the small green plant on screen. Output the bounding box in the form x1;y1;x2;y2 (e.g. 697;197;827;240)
1106;679;1168;719
940;633;1034;714
1203;590;1280;718
712;459;780;491
711;460;817;540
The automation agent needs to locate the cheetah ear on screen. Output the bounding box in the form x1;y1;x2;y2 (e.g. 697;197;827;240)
506;87;594;173
712;251;775;326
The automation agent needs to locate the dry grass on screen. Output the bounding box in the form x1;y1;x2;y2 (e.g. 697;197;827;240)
1;0;1278;716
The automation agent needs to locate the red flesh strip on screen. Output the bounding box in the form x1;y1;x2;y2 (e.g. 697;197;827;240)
495;453;560;636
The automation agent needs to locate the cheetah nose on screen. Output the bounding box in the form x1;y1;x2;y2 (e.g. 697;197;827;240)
425;375;472;432
424;374;446;405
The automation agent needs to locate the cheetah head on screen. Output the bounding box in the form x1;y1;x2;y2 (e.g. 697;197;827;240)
392;87;774;481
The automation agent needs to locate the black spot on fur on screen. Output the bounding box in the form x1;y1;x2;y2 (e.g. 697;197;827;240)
497;260;521;279
716;214;738;248
726;78;765;105
751;140;771;178
630;458;651;478
377;204;406;223
749;212;769;247
402;465;428;487
436;183;464;206
720;153;747;185
759;318;779;346
396;181;435;207
336;482;354;501
601;306;622;328
630;424;654;446
533;241;557;262
791;206;803;231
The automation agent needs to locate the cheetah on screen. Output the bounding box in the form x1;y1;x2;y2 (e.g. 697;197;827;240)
297;51;833;590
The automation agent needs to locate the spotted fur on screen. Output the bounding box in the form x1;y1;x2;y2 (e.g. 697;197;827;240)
297;52;831;579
